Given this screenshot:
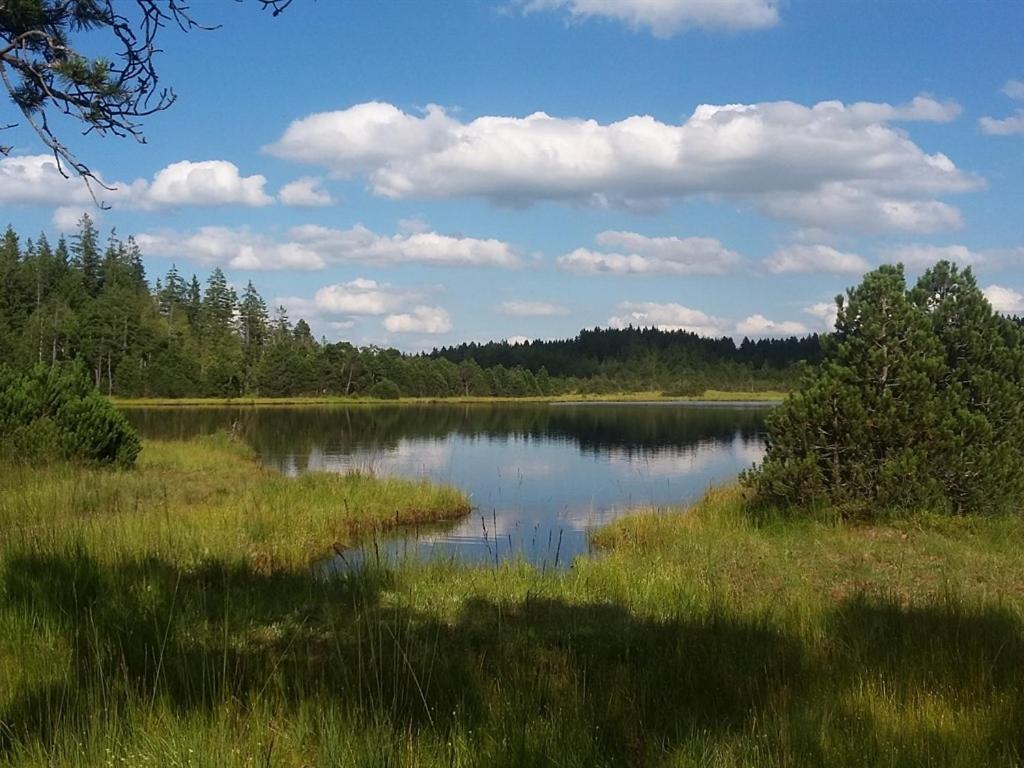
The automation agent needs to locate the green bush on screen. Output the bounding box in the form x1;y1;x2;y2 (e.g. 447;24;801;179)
746;262;1024;516
0;364;141;468
368;378;402;400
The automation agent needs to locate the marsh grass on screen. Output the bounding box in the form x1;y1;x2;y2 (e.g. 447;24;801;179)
1;445;1023;766
0;434;470;571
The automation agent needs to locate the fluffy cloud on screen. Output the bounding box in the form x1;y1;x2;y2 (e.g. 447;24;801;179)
0;155;271;210
278;176;334;207
52;205;100;232
608;301;730;337
291;225;519;268
735;314;808;337
383;306;453;334
803;301;839;331
276;280;452;337
136;228;326;271
135;224;518;271
278;280;453;338
1003;79;1024;100
266;96;974;233
608;301;807;337
518;0;780;35
758;183;964;234
0;154;129;206
497;300;570;316
763;244;870;275
880;243;1024;270
979;80;1024;136
559;231;741;275
267;102;454;171
881;243;986;267
143;161;272;208
979;112;1024;136
306;279;410;316
984;284;1024;314
398;216;430;234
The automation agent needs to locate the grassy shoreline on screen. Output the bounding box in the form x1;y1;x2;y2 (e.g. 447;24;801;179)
0;435;470;572
110;389;788;408
2;438;1023;765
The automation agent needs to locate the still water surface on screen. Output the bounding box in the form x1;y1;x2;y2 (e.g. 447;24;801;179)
126;403;769;567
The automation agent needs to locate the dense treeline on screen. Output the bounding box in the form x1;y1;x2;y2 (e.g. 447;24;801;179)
0;217;813;398
432;328;822;393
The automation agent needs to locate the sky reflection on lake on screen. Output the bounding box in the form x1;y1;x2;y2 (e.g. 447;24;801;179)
126;402;769;567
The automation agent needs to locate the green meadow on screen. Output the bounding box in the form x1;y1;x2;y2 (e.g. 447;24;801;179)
1;437;1023;766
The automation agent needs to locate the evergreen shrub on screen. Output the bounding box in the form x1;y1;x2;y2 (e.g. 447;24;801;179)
745;262;1024;515
0;364;141;468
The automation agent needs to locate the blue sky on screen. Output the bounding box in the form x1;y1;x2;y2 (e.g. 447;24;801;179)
2;0;1023;349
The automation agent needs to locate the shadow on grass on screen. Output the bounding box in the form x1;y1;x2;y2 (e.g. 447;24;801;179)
2;550;1023;765
822;594;1024;763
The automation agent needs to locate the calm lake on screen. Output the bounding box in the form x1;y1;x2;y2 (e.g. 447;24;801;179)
125;402;770;568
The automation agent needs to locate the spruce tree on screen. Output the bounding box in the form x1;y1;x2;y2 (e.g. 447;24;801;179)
200;268;238;335
239;281;270;348
71;214;102;298
0;227;21;340
186;275;202;328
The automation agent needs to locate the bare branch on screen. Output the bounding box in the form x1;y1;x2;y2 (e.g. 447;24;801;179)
1;1;296;202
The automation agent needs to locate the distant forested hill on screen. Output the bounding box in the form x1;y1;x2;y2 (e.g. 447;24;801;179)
0;217;821;398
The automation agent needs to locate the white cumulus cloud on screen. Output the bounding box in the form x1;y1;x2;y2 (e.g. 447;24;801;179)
979;112;1024;136
880;243;1024;270
559;230;741;275
0;155;272;211
983;284;1024;314
497;300;570;316
135;224;518;271
266;96;975;233
143;160;273;208
881;243;986;268
979;80;1024;135
1002;79;1024;100
278;176;334;207
608;301;807;338
136;228;326;271
278;280;453;337
518;0;780;35
735;314;809;337
758;183;964;234
277;278;424;337
763;244;870;275
291;225;520;268
384;305;452;334
52;205;101;232
0;154;136;207
306;279;410;316
803;301;839;331
608;301;730;337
